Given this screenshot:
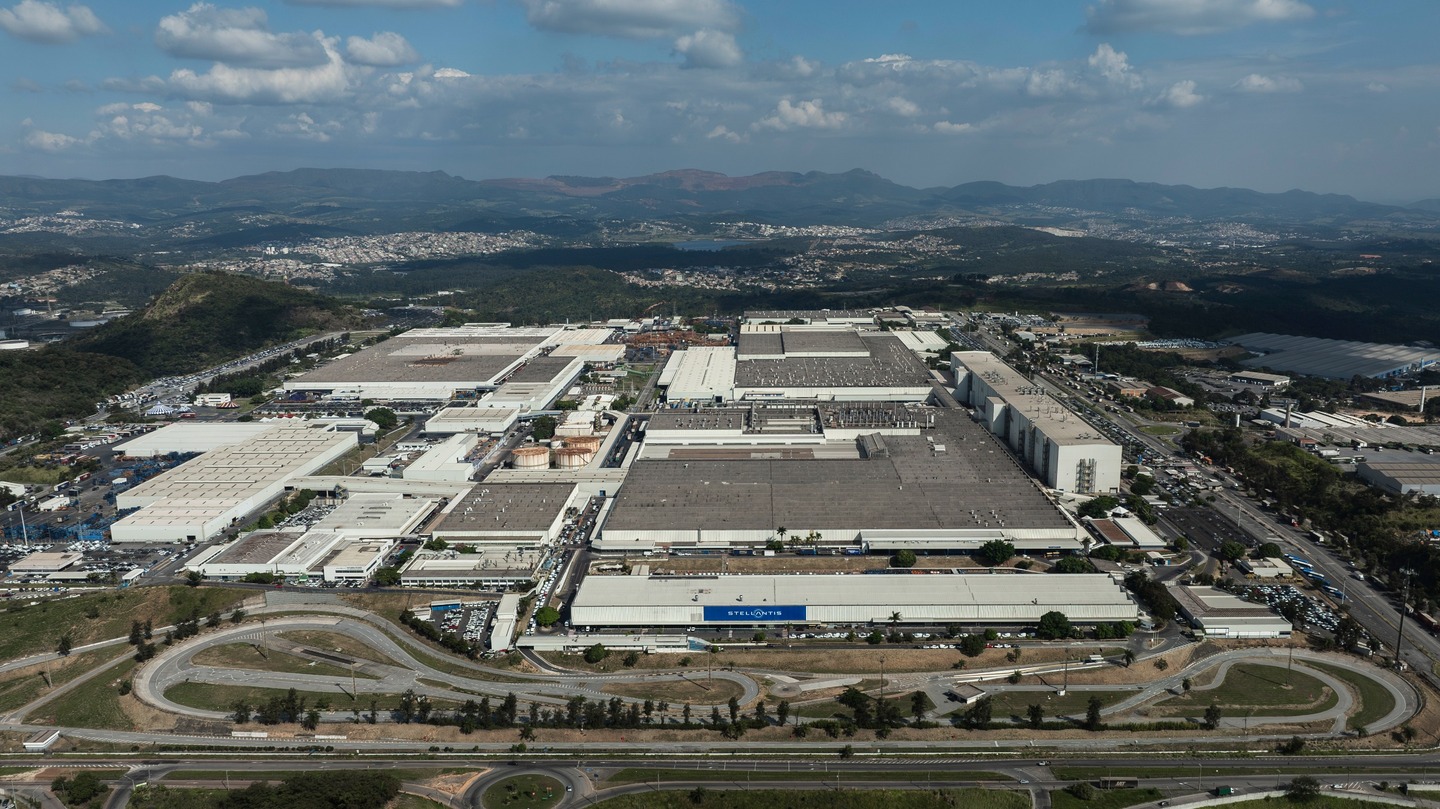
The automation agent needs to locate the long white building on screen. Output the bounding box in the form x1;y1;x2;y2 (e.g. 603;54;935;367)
952;352;1121;494
571;573;1138;628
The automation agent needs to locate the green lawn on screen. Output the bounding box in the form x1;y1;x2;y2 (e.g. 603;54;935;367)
393;794;453;809
604;769;1011;786
32;657;138;730
1308;662;1397;731
1148;663;1336;717
1051;788;1164;809
0;647;130;715
482;774;565;809
592;788;1027;809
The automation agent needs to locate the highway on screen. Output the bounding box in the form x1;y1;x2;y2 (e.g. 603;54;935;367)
5;752;1440;809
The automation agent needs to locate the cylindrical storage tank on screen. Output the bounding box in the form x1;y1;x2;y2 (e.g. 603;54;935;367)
512;445;551;469
555;447;594;469
567;435;602;453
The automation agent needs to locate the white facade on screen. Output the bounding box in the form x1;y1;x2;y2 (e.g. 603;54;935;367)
571;573;1137;628
403;433;479;483
953;351;1121;493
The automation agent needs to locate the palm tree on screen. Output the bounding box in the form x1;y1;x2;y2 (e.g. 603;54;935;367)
888;611;902;627
1122;649;1136;667
775;526;787;546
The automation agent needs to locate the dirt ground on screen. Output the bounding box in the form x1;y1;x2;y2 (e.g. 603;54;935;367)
118;692;179;732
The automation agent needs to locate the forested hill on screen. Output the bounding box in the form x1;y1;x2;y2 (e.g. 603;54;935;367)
70;272;364;376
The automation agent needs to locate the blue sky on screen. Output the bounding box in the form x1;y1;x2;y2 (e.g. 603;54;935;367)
1;0;1437;202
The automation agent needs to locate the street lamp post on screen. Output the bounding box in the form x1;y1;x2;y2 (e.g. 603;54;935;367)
1394;567;1416;670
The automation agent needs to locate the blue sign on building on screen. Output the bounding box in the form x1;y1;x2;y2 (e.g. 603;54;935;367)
702;605;806;622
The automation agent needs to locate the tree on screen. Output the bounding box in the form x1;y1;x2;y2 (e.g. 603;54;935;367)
776;700;790;726
186;570;203;587
1027;703;1044;728
1172;536;1189;552
964;696;993;728
1130;474;1156;496
583;644;609;664
911;690;932;723
531;415;558;440
1053;556;1095;574
56;633;72;657
892;549;917;568
976;539;1015;567
1122;649;1136;667
1218;541;1247;567
1036;610;1072;640
129;621;144;646
1284;776;1321;803
1084;695;1103;731
364;407;398;431
1257;542;1284;558
534;606;561;627
1077;495;1120;519
372;567;401;587
959;634;986;657
1202;702;1223;730
727;696;740;725
1278;735;1307;755
1066;782;1098;801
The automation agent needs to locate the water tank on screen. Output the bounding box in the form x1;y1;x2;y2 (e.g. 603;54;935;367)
512;445;550;469
554;447;594;469
566;435;603;453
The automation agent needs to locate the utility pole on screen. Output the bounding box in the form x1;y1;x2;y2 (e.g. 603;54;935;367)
1395;567;1416;671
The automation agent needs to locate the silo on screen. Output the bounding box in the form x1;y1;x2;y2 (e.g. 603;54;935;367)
512;445;551;469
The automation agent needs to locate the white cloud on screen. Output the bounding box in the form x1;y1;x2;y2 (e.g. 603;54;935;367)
673;29;740;69
1087;43;1140;88
156;4;327;68
1026;69;1078;98
1366;82;1389;94
23;126;96;150
885;96;921;117
1086;0;1314;35
286;0;460;7
345;31;418;66
933;120;974;135
753;98;846;131
0;0;104;44
1234;73;1302;93
1158;79;1203;108
166;36;353;103
521;0;740;39
705;124;742;142
433;67;469;78
11;77;43;92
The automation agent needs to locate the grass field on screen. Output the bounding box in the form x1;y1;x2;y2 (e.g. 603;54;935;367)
1147;663;1336;717
1050;788;1164;809
171;768;473;782
1051;766;1438;781
0;647;123;714
603;769;1012;786
985;689;1129;719
600;678;747;704
393;794;453;809
278;630;403;665
130;785;230;809
592;788;1027;809
31;657;137;730
191;643;377;679
1224;799;1395;809
482;774;565;809
1308;662;1397;730
0;585;245;660
163;681;458;714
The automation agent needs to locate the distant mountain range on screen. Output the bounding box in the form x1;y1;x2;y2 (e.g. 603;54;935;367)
2;167;1437;237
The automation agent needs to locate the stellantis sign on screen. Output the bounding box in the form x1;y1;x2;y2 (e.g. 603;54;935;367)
702;605;806;622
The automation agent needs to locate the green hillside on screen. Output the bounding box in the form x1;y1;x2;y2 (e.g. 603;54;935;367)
0;348;143;438
71;271;363;375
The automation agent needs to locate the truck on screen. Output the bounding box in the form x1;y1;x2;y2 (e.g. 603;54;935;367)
1413;611;1440;635
1215;787;1236;797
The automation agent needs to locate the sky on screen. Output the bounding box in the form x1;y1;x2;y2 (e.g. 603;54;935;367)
1;0;1438;202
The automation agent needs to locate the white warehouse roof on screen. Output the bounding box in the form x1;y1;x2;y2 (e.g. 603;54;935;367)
571;573;1137;627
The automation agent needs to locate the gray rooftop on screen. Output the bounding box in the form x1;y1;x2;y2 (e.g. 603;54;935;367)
209;531;301;565
1232;332;1440;379
433;483;576;533
503;355;581;385
735;333;930;388
294;331;546;386
608;410;1071;532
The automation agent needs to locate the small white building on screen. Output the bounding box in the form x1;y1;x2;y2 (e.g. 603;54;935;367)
1169;585;1292;639
195;393;233;407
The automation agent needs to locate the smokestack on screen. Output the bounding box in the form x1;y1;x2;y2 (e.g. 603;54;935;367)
1284;403;1293;428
